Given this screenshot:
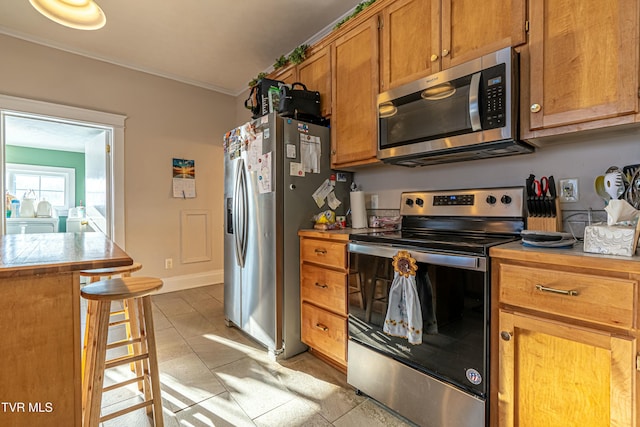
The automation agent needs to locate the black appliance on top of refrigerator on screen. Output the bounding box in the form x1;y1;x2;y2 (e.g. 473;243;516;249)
223;113;352;359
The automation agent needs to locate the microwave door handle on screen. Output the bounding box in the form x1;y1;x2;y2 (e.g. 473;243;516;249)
469;72;482;131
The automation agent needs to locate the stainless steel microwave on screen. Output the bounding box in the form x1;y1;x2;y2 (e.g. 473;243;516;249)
377;47;533;167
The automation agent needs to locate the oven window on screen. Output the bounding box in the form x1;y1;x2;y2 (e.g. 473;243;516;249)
348;253;488;397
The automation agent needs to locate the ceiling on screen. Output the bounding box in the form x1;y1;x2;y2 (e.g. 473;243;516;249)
0;0;363;96
4;114;105;153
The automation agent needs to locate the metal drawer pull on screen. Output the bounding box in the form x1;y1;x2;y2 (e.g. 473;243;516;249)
314;248;327;255
535;284;578;297
315;323;329;332
315;282;328;289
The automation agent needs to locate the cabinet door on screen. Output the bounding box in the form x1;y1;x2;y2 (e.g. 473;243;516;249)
270;64;297;85
331;16;379;168
380;0;440;90
297;46;332;117
441;0;526;69
526;0;638;134
498;311;634;427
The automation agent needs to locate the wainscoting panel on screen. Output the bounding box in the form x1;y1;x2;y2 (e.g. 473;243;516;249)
180;209;212;264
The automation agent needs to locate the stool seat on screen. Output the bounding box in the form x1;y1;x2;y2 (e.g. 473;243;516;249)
80;262;143;278
81;277;163;301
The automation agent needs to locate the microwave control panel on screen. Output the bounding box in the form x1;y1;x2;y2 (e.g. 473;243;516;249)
481;63;507;130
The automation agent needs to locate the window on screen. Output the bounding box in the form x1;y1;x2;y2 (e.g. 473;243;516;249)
6;164;75;212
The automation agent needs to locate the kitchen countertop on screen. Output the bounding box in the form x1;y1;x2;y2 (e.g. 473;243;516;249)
298;227;378;241
0;232;132;278
490;240;640;274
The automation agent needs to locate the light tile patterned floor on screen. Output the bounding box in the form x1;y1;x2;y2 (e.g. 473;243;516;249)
81;284;415;426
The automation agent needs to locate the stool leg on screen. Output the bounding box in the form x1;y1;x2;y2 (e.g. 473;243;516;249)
139;296;164;426
82;300;97;420
125;298;144;391
83;300;111;427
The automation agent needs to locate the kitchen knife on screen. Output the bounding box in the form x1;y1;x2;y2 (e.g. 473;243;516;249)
548;175;557;217
526;174;535;216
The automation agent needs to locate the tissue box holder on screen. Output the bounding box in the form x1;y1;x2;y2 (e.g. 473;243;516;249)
583;223;640;257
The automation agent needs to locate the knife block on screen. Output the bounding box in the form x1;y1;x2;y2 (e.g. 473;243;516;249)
527;199;562;232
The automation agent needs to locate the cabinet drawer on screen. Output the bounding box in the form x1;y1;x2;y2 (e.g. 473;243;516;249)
301;302;347;364
300;238;347;269
301;264;347;315
499;264;636;328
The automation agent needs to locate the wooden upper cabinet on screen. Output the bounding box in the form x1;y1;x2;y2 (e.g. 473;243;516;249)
380;0;440;90
441;0;526;69
331;16;379;168
525;0;639;137
269;64;297;85
297;46;332;117
380;0;526;90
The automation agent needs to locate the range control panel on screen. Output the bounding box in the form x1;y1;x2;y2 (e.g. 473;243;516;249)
401;187;524;218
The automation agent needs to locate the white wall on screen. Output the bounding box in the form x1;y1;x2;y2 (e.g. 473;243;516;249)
354;128;640;211
353;126;640;233
0;34;236;289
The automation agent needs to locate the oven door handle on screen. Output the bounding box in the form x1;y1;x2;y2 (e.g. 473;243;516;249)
347;242;486;272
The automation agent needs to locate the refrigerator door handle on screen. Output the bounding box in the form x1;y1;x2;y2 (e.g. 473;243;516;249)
238;159;248;266
233;159;245;267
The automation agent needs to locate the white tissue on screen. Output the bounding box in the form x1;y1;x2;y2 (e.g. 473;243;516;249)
605;199;640;225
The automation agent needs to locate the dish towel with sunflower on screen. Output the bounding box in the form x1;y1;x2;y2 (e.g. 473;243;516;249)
383;250;423;345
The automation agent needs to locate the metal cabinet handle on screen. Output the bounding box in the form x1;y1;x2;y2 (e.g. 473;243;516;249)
535;284;578;297
81;220;88;225
500;331;512;341
314;248;327;255
442;49;450;57
315;323;329;332
430;54;439;62
530;103;542;113
315;282;328;289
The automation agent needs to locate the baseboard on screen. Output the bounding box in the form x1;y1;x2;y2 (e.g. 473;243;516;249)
157;269;223;294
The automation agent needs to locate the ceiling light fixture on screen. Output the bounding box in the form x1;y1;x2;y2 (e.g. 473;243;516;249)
29;0;106;30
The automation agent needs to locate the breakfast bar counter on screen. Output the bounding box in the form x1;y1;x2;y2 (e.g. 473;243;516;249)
0;232;132;427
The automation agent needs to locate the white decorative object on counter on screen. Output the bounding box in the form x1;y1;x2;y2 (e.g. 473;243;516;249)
583;223;640;257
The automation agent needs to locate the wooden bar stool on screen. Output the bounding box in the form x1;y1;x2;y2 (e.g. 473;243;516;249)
82;276;164;427
80;262;144;382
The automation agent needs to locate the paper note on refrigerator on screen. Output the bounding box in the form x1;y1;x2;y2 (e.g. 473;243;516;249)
247;132;263;171
300;134;321;173
327;191;342;210
257;151;272;193
312;178;333;208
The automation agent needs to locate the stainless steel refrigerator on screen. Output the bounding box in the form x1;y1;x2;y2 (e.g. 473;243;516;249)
223;113;351;359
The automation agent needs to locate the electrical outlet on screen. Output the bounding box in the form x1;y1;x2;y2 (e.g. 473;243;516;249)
165;258;173;269
559;178;579;202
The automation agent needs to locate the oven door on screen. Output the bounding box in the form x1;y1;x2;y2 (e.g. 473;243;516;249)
347;242;489;398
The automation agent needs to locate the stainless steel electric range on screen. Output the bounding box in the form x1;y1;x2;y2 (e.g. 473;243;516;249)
347;187;525;427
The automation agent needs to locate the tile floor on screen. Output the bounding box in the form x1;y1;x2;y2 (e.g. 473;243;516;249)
82;283;415;426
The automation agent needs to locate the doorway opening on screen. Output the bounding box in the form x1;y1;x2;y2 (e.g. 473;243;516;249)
0;94;126;247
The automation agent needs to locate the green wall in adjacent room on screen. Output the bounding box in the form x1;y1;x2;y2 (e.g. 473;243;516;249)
6;145;85;207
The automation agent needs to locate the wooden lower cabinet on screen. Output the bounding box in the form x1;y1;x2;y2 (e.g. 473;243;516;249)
498;310;634;427
301;302;347;366
298;231;349;371
491;243;640;427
